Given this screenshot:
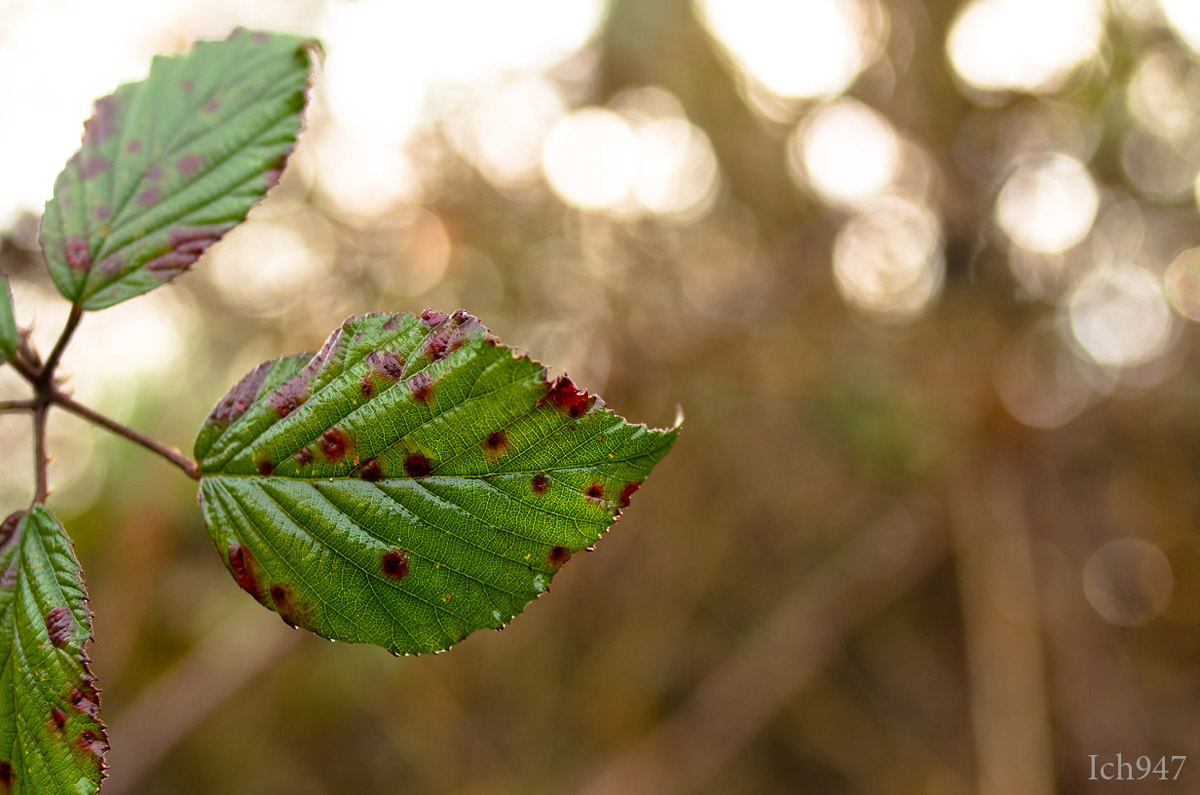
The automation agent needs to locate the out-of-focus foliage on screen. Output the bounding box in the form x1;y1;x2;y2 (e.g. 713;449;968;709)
3;0;1200;793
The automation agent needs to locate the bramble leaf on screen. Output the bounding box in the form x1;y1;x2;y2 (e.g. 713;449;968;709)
40;28;315;311
0;506;106;795
0;272;17;363
195;311;680;655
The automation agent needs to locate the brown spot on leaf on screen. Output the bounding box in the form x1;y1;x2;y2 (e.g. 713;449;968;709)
257;458;274;476
229;545;262;600
80;157;110;180
403;452;433;477
65;238;90;270
585;482;605;501
482;430;508;460
270;376;308;418
548;546;572;566
0;760;12;791
50;706;67;731
366;350;405;380
177;153;202;178
618;481;641;508
77;730;107;758
381;549;410;580
70;688;101;719
320;429;348;461
420;309;448;327
45;606;73;648
410;371;434;404
294;448;313;465
539;375;596;418
382;316;398;331
210;361;269;426
145;223;235;275
270;584;302;628
137;186;161;207
360;375;374;398
531;473;549;494
360;458;382;481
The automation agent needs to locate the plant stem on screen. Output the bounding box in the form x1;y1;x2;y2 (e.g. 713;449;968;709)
40;303;82;387
32;402;49;503
0;399;36;412
50;390;200;480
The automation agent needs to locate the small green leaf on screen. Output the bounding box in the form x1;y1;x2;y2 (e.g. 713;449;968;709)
0;506;106;795
195;311;680;655
0;271;17;363
40;28;315;311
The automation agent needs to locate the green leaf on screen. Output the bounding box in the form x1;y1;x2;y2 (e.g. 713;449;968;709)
195;310;680;655
0;272;17;363
0;506;105;795
40;28;315;311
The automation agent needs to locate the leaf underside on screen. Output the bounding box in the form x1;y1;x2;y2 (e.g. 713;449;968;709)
40;28;314;311
195;310;680;655
0;507;105;795
0;272;17;363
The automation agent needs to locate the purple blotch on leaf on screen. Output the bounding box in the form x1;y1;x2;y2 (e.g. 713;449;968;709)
366;350;405;380
80;157;110;180
360;458;383;481
177;153;202;178
229;545;262;600
270;584;302;628
45;606;73;648
257;458;274;476
381;549;410;580
50;706;67;731
204;98;220;112
531;473;549;494
403;452;433;477
410;371;434;404
294;448;313;465
65;238;90;271
585;483;605;501
125;139;143;153
320;429;348;461
146;163;163;181
209;360;269;426
82;95;119;145
77;730;107;759
137;187;161;207
145;223;234;275
539;375;596;418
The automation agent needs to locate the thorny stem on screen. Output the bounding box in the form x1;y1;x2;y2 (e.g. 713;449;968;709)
9;304;201;503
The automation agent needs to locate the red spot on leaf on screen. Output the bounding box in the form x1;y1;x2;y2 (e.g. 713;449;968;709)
137;186;161;207
0;761;12;791
125;139;143;153
382;316;398;331
210;361;268;425
270;584;302;628
50;706;66;731
97;254;124;276
585;483;605;501
257;458;274;475
294;448;313;465
204;98;220;112
320;429;348;461
618;482;641;508
177;153;202;178
145;223;234;275
146;163;163;181
182;78;194;93
482;430;508;461
70;688;101;719
548;546;572;566
360;375;374;398
539;376;596;418
229;545;262;600
381;549;410;579
410;371;434;404
80;157;110;180
531;473;549;494
45;606;73;648
65;238;90;270
360;458;382;481
403;452;433;477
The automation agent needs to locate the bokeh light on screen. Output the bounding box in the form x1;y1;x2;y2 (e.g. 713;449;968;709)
631;118;719;221
947;0;1105;94
694;0;871;100
832;196;944;322
1163;247;1200;320
542;108;637;211
1067;265;1174;367
996;154;1099;254
789;99;899;207
1158;0;1200;54
994;322;1095;428
1083;538;1174;626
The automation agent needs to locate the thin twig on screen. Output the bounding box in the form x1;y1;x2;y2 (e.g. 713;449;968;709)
0;399;37;412
50;390;200;480
7;352;39;385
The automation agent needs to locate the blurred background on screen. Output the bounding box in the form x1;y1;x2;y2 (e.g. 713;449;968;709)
1;0;1199;792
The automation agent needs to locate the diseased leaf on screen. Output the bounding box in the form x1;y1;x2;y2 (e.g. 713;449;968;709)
0;506;106;795
40;28;315;311
0;271;17;363
195;310;680;655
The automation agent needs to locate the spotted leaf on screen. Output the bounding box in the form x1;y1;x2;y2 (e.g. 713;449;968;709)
40;28;315;311
0;506;106;794
195;310;680;655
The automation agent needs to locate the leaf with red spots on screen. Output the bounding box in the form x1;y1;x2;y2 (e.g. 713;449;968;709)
0;271;17;364
40;28;316;311
195;310;680;655
0;506;106;794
